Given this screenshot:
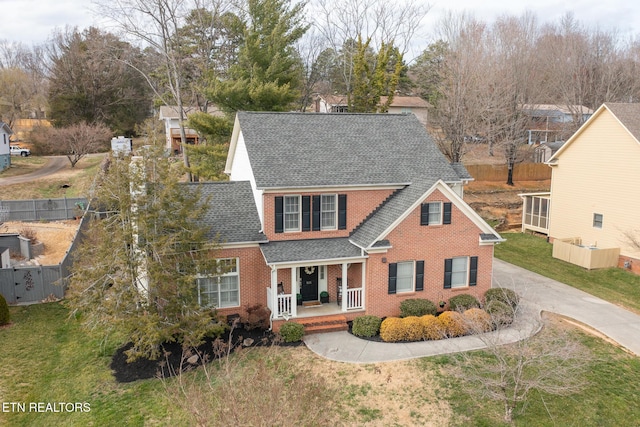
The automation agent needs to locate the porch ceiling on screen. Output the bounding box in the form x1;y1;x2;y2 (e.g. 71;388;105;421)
260;237;364;265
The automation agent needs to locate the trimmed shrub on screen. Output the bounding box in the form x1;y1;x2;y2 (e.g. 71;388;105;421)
402;316;423;341
399;298;437;317
485;300;515;326
448;294;480;312
244;304;271;330
484;288;520;309
352;315;382;338
463;308;492;333
420;315;444;340
0;294;9;326
278;322;305;343
438;311;467;337
380;317;405;342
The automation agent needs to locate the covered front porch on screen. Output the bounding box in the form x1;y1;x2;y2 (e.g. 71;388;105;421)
260;238;368;320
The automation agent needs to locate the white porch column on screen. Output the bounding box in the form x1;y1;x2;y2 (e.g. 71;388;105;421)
270;267;278;314
341;262;348;311
361;259;366;310
290;267;297;317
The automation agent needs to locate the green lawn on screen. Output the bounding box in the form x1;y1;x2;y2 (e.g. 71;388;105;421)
495;232;640;313
0;303;183;427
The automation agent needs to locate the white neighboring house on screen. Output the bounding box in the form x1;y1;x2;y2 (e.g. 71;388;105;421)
158;105;224;155
0;122;14;172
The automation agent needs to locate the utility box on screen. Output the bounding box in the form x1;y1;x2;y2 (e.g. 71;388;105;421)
111;136;132;155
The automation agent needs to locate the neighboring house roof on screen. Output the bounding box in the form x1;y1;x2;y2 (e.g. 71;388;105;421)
187;181;267;245
380;96;431;108
158;105;224;120
0;121;13;134
522;104;594;117
548;103;640;163
319;94;348;106
230;112;463;189
260;237;364;265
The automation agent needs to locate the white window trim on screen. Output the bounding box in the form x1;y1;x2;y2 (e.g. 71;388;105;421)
197;258;240;308
320;194;338;231
450;256;469;289
396;260;415;293
284;195;301;232
427;201;443;226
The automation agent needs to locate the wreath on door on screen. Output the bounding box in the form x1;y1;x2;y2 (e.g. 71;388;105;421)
304;266;316;275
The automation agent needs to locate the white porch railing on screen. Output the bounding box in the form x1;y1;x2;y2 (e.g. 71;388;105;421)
346;287;363;309
267;287;294;318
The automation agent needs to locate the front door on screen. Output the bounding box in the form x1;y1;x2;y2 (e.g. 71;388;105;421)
300;266;319;302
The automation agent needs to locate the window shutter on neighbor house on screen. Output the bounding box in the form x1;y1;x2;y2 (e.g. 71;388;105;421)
420;203;429;225
275;196;284;233
302;196;311;231
388;263;397;294
415;260;424;291
444;258;452;289
338;194;347;230
469;256;478;286
312;195;320;231
443;202;452;224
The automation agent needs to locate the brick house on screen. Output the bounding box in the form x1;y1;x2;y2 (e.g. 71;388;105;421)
202;112;502;329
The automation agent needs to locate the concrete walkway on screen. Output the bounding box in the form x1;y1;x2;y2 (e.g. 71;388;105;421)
303;259;640;362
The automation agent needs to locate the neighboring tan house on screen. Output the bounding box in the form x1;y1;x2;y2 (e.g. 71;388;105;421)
380;96;431;126
158;105;224;154
313;94;348;113
520;103;640;274
314;94;431;126
0;121;13;172
523;104;593;145
200;112;502;331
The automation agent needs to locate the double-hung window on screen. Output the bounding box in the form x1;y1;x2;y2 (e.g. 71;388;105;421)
284;195;300;232
388;260;425;294
444;256;478;289
395;261;415;293
593;213;603;229
320;194;337;230
421;202;451;225
197;258;239;308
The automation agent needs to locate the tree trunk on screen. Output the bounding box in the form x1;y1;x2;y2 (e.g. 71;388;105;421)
506;163;514;186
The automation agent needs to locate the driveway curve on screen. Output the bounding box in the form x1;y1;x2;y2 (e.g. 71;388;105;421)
304;259;640;362
0;156;68;186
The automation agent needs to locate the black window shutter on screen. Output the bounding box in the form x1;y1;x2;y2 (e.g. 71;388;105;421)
388;263;397;294
275;196;284;233
302;196;311;231
443;202;452;224
469;256;478;286
338;194;347;230
415;260;424;291
312;195;320;231
444;258;452;289
420;203;429;225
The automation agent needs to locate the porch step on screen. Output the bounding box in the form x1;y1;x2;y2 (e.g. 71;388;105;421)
298;314;348;335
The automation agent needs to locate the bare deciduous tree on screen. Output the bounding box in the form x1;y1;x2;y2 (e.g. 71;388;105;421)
47;122;112;167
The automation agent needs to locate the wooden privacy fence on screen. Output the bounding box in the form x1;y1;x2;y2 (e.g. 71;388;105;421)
0;206;90;304
465;163;551;182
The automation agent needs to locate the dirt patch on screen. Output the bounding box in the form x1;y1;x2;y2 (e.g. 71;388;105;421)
0;220;80;265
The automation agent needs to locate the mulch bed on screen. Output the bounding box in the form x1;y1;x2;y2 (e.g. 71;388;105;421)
110;326;302;383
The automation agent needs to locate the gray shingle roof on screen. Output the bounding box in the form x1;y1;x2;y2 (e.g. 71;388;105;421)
260;238;363;265
605;103;640;142
237;112;462;189
183;181;266;244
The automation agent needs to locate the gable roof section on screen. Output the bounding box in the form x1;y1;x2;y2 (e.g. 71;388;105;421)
380;96;431;108
185;181;267;245
0;121;12;134
232;112;462;189
350;179;502;249
548;103;640;163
